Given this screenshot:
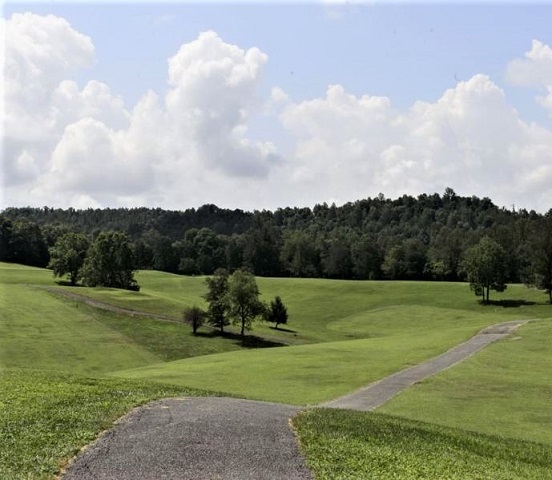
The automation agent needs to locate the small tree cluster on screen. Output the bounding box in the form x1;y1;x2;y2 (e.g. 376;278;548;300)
199;268;289;337
48;231;139;290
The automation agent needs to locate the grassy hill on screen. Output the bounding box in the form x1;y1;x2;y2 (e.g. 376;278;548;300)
2;262;552;478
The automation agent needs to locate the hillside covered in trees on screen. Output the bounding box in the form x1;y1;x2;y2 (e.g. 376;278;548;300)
1;189;551;291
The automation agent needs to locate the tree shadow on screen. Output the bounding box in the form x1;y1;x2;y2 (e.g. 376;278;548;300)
221;331;287;348
194;328;287;348
269;326;298;333
55;280;83;287
193;330;223;339
480;299;537;308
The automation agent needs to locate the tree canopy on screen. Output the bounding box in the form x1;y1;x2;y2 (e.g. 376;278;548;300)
81;231;139;290
3;190;551;287
227;269;265;337
203;268;231;333
462;236;508;303
47;232;89;285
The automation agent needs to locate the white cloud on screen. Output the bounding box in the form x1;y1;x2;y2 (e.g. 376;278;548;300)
165;30;277;177
507;39;552;87
3;17;278;208
507;39;552;118
3;13;552;213
278;74;552;211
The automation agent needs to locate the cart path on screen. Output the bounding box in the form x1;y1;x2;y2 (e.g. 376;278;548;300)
61;397;313;480
321;320;531;411
59;319;529;479
43;287;180;323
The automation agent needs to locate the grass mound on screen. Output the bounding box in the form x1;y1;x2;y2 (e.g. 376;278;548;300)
294;408;552;479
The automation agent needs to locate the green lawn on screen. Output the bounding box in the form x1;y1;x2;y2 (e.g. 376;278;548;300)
113;304;517;405
380;318;552;445
0;368;210;480
2;262;552;478
293;409;552;479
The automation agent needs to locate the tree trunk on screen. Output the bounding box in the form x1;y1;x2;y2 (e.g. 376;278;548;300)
241;316;245;337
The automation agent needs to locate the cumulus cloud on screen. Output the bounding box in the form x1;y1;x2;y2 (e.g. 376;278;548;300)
165;30;277;177
3;16;278;207
279;74;552;211
507;39;552;118
3;13;552;213
2;11;130;205
507;39;552;87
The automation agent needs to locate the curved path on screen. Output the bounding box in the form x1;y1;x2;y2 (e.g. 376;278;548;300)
44;287;180;323
321;320;530;411
58;304;529;478
61;397;312;480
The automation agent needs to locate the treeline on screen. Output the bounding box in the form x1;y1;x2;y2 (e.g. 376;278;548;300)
1;189;551;287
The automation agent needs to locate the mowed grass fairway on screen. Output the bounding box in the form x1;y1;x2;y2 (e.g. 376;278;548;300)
2;262;552;478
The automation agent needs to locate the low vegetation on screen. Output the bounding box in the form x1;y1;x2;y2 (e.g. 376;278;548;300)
2;261;551;478
0;369;209;480
381;318;552;445
294;409;552;479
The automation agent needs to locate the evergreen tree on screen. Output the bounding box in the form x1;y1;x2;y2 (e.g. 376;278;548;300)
265;295;288;329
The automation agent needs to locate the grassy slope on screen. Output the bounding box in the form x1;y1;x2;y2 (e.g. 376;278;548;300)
3;262;552;478
111;279;551;405
113;305;509;405
293;409;552;480
381;318;552;445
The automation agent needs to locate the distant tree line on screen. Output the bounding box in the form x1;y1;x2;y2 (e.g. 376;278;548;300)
1;189;551;302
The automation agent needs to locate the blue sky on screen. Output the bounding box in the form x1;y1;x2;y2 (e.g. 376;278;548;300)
3;2;552;211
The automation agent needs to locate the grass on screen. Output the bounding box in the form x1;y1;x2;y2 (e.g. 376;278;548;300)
113;305;511;405
0;368;210;480
380;318;552;446
0;284;160;374
2;261;552;478
293;409;552;479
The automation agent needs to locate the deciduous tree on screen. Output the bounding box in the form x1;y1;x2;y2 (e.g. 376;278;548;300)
183;305;206;334
227;269;265;337
81;231;139;290
526;217;552;304
203;268;230;333
48;232;90;285
462;236;508;303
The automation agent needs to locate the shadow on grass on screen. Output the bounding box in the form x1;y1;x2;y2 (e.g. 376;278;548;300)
269;326;298;333
194;329;286;348
55;280;84;287
480;299;537;308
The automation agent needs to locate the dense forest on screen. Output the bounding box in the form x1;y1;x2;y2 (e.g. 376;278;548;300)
1;189;551;291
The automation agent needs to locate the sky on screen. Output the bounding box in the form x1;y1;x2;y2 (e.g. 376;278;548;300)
2;1;552;213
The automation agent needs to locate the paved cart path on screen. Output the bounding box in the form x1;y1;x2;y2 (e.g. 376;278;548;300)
60;318;529;479
321;320;530;411
61;397;312;480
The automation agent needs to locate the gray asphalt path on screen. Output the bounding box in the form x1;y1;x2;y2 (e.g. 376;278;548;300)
321;320;530;411
61;397;312;480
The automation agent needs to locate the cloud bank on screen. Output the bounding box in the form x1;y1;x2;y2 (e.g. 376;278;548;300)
2;12;552;212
